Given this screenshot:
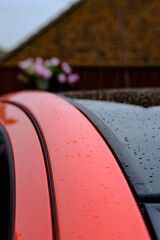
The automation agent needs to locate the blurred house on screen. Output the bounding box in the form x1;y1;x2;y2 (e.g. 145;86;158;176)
0;49;5;60
1;0;160;94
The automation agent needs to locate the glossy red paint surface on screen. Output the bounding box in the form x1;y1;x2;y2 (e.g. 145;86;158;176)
0;102;53;240
1;91;151;240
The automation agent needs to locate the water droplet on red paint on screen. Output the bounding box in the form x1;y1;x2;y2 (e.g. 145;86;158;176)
78;235;83;239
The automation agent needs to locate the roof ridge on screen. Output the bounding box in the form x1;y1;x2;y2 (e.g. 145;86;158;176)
0;0;85;66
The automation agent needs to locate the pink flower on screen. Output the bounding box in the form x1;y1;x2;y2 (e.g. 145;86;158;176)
34;61;52;79
61;62;72;74
57;73;67;84
35;57;43;65
68;74;79;84
18;58;34;70
50;57;60;66
42;69;52;79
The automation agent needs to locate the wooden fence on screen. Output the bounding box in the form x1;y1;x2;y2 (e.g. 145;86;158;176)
0;66;160;95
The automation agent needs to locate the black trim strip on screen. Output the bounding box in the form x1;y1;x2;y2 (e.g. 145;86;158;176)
3;103;57;240
0;126;14;240
65;98;152;201
138;203;157;240
64;97;159;240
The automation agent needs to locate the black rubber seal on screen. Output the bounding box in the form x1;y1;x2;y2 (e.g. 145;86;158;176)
0;126;14;240
3;103;57;240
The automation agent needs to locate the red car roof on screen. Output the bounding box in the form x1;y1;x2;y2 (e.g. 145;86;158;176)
0;91;151;240
0;102;53;240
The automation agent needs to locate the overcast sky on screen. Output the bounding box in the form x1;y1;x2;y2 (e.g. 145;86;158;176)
0;0;78;50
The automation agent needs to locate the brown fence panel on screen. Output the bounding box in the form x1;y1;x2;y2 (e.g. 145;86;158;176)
0;67;24;95
74;67;160;89
0;66;160;95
